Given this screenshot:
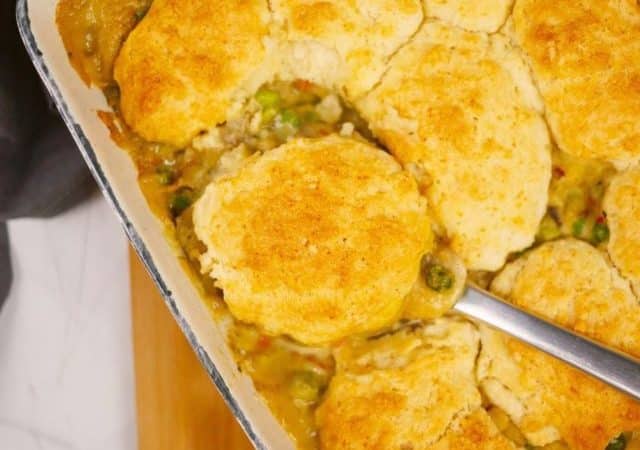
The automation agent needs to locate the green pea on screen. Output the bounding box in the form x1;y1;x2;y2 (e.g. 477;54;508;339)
255;89;281;109
606;434;626;450
571;217;586;237
169;187;194;218
424;263;454;292
279;109;301;128
288;371;323;404
592;222;610;244
156;166;175;185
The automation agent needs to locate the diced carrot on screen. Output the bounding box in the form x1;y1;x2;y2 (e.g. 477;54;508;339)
294;79;315;92
552;166;566;178
257;335;271;350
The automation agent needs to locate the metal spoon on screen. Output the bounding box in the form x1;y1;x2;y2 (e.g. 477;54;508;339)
455;285;640;401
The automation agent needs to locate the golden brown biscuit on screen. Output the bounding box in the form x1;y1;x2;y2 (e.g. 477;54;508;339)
271;0;423;99
423;0;514;32
316;318;512;450
511;0;640;170
491;239;640;354
359;21;551;271
479;329;640;450
429;409;521;450
114;0;274;146
193;135;432;345
479;239;640;449
604;166;640;296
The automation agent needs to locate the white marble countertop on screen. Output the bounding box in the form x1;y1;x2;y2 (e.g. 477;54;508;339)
0;194;136;450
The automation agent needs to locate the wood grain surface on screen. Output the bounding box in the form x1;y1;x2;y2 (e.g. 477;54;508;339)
130;248;253;450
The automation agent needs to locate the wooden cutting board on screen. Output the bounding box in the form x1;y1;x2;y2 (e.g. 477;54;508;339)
130;248;253;450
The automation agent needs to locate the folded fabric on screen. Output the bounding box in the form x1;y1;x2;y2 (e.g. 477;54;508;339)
0;3;94;307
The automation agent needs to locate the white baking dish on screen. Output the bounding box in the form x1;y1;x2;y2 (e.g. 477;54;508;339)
16;1;293;448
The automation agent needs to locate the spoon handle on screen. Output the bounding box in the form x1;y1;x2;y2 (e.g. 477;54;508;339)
455;286;640;401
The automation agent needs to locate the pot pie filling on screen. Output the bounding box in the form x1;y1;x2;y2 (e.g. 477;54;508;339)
56;0;640;449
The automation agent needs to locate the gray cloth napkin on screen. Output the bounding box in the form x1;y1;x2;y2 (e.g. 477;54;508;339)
0;3;94;306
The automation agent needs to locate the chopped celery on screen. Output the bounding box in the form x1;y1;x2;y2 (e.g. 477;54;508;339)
255;89;281;109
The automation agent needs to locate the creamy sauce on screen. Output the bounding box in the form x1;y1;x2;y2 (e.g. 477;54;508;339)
57;0;152;87
538;149;615;246
229;323;334;450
